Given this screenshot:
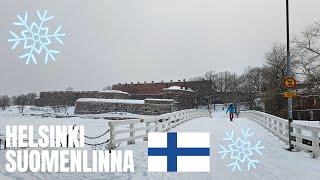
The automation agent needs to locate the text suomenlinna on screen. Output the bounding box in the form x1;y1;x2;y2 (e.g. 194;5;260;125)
4;125;135;173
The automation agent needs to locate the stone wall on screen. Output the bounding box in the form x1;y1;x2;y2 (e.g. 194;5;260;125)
74;98;177;115
163;91;196;110
36;90;130;106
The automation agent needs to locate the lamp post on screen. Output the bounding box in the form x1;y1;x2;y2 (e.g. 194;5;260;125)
286;0;294;150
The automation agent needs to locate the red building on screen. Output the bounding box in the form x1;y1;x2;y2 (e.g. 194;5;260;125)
281;95;320;121
112;80;213;105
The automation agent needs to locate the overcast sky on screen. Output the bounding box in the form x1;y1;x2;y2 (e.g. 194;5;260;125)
1;0;320;96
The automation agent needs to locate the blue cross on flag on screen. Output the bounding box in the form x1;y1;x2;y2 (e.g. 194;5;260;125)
148;132;210;172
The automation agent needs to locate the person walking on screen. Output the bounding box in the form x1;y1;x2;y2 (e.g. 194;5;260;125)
226;103;236;121
234;103;239;118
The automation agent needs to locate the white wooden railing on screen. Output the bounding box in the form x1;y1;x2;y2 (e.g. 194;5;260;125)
107;109;211;149
241;110;320;156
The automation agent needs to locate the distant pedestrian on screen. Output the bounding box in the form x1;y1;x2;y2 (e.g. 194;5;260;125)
234;104;239;118
226;103;236;121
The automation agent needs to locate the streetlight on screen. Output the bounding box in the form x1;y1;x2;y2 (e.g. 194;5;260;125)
286;0;294;150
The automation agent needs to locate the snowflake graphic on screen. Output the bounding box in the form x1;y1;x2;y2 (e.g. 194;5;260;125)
218;128;264;172
8;10;66;64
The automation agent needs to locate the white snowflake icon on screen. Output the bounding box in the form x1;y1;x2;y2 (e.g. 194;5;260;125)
8;10;66;64
218;128;264;172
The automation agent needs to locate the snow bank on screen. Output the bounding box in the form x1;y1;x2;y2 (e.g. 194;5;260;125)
163;86;195;92
99;90;130;95
76;98;145;104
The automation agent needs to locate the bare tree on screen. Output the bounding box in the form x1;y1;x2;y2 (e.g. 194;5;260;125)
15;95;28;113
10;96;17;106
204;70;218;91
265;43;287;82
0;95;10;110
262;43;290;115
238;67;265;108
214;71;238;93
294;21;320;92
26;93;37;105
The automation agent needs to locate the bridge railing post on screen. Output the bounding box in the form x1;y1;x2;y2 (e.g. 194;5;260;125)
162;118;167;132
128;123;135;145
166;117;171;131
108;122;116;149
277;121;281;137
155;121;159;132
294;128;302;151
311;130;319;158
144;122;150;141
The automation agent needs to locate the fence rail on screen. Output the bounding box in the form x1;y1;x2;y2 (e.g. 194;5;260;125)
0;109;210;150
241;110;320;156
107;109;211;149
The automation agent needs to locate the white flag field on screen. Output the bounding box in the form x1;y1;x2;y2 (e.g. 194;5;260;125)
148;132;211;172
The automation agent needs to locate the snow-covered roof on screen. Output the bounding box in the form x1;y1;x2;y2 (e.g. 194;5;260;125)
99;90;130;95
145;98;175;102
76;98;144;104
41;90;130;95
162;86;195;93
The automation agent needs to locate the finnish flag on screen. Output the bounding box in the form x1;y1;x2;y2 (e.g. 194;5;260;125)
148;132;210;172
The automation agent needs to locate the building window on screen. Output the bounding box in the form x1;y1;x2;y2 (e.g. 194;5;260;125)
134;109;138;111
124;108;128;111
144;109;148;111
314;98;317;106
114;108;118;111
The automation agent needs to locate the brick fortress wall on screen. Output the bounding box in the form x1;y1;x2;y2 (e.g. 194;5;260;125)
112;80;213;105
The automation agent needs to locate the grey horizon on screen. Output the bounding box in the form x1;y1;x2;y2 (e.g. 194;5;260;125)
1;0;320;96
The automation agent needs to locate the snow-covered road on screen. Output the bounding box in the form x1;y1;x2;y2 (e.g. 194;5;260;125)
173;111;320;180
0;110;319;180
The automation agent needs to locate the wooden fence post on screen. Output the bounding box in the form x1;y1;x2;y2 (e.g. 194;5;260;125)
108;123;116;149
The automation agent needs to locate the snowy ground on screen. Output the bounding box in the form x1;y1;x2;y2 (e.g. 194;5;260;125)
0;107;319;180
176;111;320;180
0;106;152;136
